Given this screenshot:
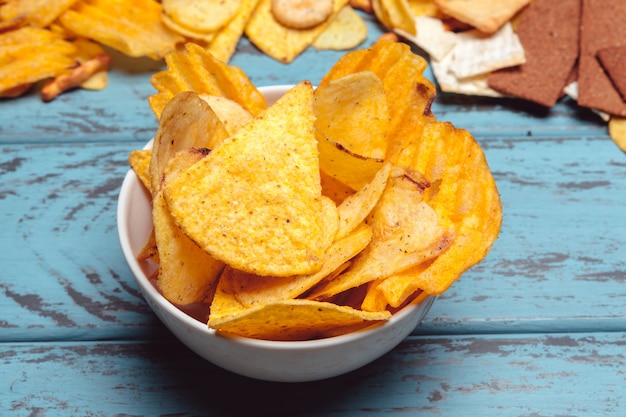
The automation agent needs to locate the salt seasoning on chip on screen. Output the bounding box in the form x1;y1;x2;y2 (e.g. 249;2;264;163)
577;0;626;117
487;0;581;108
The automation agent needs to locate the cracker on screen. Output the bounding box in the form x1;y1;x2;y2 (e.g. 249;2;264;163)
487;0;580;108
433;0;531;34
577;0;626;117
596;45;626;102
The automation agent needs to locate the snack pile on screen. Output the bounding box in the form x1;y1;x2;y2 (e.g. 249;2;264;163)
375;0;626;150
0;0;368;100
127;39;502;341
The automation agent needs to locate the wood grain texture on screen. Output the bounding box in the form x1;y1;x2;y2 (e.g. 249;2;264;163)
2;333;625;416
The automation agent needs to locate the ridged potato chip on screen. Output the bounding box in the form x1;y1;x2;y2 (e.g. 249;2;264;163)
149;42;267;120
312;5;368;51
58;0;183;59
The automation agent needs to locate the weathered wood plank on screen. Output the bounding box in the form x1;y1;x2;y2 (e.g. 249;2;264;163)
2;333;625;416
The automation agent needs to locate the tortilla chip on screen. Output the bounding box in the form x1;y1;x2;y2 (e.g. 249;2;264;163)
164;81;328;277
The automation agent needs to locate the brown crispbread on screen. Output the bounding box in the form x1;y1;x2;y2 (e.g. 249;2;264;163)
596;45;626;102
486;0;580;107
577;0;626;116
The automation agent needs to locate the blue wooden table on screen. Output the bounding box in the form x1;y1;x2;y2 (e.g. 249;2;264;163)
2;13;626;416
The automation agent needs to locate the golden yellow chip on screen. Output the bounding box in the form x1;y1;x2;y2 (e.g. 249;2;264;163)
149;42;267;120
244;0;349;63
320;170;355;205
0;27;78;94
309;167;453;300
433;0;531;34
407;0;442;17
609;117;626;153
58;0;183;59
205;0;261;63
153;183;224;305
160;13;217;42
372;0;416;34
164;81;328;277
210;223;371;319
314;70;390;159
0;0;79;28
128;149;152;191
312;5;368;51
404;121;502;295
209;298;390;341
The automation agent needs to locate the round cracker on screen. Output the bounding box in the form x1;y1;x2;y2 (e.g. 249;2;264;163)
271;0;334;29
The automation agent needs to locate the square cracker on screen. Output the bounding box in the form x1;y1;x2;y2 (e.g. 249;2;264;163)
577;0;626;117
433;0;531;34
487;0;581;107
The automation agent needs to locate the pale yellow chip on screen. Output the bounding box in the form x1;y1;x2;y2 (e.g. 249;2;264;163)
433;0;531;34
335;163;392;241
309;167;453;300
162;0;242;33
150;91;229;194
149;42;267;120
312;6;368;51
58;0;183;59
164;81;328;277
209;298;390;341
198;94;254;136
407;0;442;18
244;0;349;63
609;117;626;153
160;13;217;42
314;70;390;159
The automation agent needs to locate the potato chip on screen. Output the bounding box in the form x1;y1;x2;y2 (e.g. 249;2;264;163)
244;0;349;63
349;0;373;13
58;0;183;59
314;70;390;159
316;130;386;191
210;223;371;318
164;81;328;277
320;170;355;205
309;167;453;300
433;0;531;34
162;0;242;33
209;298;390;341
160;13;217;43
205;0;261;63
312;5;368;51
149;42;267;120
403;121;502;295
150;91;229;194
335;163;392;241
0;0;79;28
0;27;78;94
609;117;626;153
372;0;416;35
198;94;254;136
407;0;442;18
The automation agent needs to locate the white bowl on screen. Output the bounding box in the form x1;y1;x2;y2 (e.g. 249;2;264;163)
116;85;434;382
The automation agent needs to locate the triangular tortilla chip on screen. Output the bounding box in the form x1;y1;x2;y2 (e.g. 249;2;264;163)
164;81;328;277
